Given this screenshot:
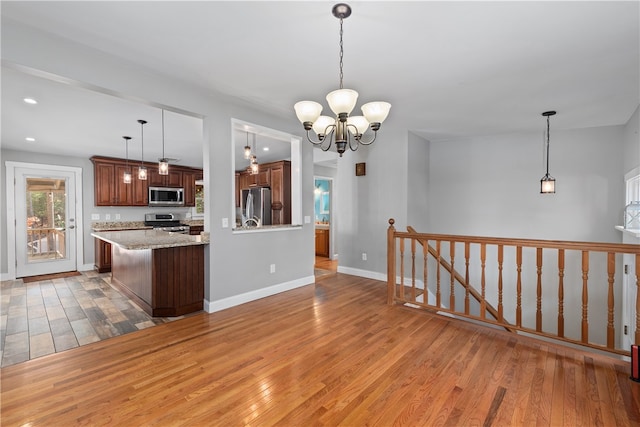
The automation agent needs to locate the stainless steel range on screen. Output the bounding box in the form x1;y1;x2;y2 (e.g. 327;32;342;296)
144;213;190;234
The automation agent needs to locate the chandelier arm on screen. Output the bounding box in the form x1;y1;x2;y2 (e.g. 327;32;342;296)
306;124;337;146
357;131;378;146
348;134;359;152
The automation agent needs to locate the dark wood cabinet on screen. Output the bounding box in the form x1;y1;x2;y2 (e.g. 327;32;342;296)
94;162;116;205
189;225;204;235
91;156;202;207
315;228;329;257
109;244;204;317
94;238;112;273
148;168;183;188
235;160;291;224
183;171;197;207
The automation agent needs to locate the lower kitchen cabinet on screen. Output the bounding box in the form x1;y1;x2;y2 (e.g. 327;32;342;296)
189;225;204;235
315;228;329;257
94;239;112;273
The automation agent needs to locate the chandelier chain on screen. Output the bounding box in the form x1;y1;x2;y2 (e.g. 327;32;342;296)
339;17;344;89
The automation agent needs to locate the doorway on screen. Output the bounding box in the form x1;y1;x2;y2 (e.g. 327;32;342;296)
5;162;84;279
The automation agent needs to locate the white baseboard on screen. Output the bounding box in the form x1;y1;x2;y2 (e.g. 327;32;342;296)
204;275;315;313
337;266;387;281
0;272;13;281
79;263;94;272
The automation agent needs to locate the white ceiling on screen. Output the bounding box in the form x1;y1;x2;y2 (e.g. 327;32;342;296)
1;1;638;168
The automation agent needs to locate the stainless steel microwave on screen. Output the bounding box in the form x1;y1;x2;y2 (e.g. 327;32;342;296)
149;186;184;206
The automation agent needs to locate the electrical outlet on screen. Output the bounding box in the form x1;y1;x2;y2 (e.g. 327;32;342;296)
362;253;367;261
222;218;229;228
91;214;100;220
304;216;311;224
115;214;121;220
105;214;111;220
270;264;276;274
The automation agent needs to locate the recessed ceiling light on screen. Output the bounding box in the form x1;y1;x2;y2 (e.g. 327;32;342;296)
263;147;269;152
23;98;38;105
25;137;36;142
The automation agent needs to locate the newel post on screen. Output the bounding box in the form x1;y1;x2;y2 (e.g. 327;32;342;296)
387;218;396;305
635;254;640;346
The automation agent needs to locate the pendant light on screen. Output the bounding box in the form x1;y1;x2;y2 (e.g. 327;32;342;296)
159;109;169;176
540;111;556;194
137;119;148;180
250;133;259;175
244;131;252;160
122;136;132;184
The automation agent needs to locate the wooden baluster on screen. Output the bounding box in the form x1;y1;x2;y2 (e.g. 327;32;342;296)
423;240;428;305
450;241;456;310
636;254;640;346
581;251;589;344
536;248;542;332
607;252;615;349
411;237;416;302
400;238;405;301
558;249;565;338
497;244;504;322
516;246;522;327
464;242;470;315
436;241;441;308
480;243;486;319
387;219;396;305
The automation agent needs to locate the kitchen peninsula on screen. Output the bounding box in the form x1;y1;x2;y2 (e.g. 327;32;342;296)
91;229;208;317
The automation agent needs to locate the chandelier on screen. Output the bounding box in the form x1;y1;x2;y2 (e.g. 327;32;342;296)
294;3;391;157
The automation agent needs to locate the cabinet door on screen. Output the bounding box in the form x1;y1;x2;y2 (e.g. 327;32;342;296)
148;168;165;186
94;162;116;206
315;229;329;257
114;164;132;205
94;239;112;273
270;165;284;225
257;169;270;187
183;171;196;207
167;170;183;187
132;174;148;206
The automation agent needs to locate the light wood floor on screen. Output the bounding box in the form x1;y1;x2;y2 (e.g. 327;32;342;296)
2;273;639;426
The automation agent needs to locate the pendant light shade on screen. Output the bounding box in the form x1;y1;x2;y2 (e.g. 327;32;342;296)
540;111;556;194
122;136;132;184
137;119;148;180
159;109;169;176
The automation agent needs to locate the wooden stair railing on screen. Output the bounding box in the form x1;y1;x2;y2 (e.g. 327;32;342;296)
407;226;514;332
387;218;640;356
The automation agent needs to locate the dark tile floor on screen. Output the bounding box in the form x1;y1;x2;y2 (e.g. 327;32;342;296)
0;270;182;367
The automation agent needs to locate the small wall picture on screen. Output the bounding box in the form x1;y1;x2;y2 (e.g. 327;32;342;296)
355;162;366;176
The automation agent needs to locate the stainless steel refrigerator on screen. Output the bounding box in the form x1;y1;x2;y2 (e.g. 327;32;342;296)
241;187;271;227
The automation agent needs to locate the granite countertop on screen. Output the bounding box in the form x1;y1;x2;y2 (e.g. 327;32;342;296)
92;221;151;232
92;229;209;250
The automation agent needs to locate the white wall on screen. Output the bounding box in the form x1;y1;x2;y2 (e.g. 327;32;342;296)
407;132;430;232
336;127;409;276
427;126;624;242
2;19;315;306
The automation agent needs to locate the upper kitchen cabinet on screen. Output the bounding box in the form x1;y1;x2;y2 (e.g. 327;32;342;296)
149;168;183;188
91;156;202;207
92;156;148;206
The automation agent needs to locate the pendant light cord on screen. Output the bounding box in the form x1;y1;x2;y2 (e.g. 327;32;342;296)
161;109;165;159
546;114;551;176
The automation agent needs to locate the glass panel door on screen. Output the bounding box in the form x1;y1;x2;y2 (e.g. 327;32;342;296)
15;168;76;277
